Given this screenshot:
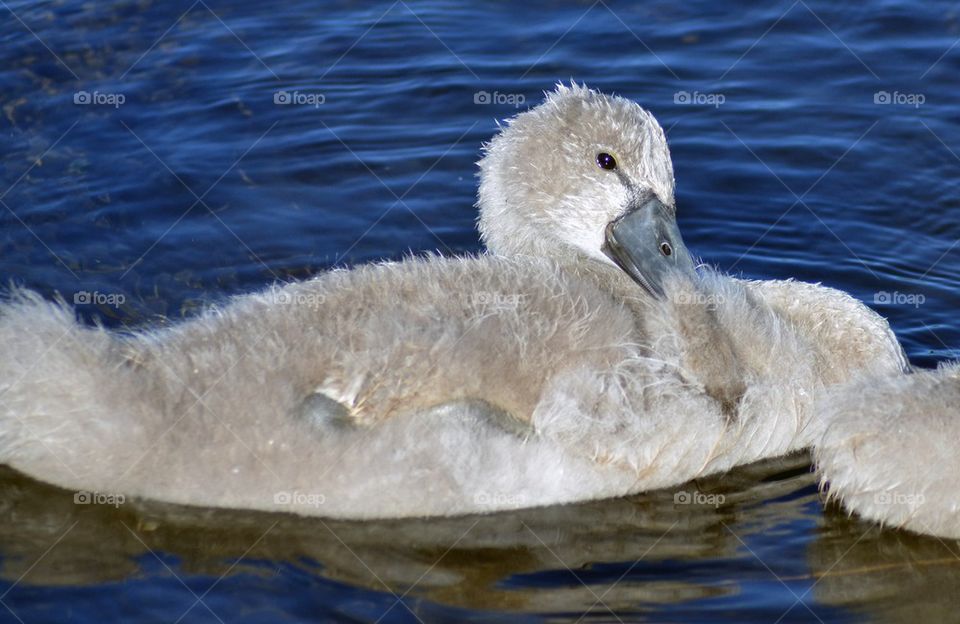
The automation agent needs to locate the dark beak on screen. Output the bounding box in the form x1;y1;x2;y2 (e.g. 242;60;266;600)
602;197;696;298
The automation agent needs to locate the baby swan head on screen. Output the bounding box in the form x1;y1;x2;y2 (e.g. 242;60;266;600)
477;83;695;297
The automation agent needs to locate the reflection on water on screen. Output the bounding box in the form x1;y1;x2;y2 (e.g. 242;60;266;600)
2;457;958;622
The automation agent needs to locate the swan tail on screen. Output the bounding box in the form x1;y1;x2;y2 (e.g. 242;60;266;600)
0;290;119;485
813;363;960;539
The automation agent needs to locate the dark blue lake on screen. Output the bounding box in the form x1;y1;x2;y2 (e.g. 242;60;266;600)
1;0;959;621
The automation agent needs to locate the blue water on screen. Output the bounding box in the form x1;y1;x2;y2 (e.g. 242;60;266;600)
2;0;960;621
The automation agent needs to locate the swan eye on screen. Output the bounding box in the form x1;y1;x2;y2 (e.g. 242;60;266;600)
596;152;617;170
660;242;673;256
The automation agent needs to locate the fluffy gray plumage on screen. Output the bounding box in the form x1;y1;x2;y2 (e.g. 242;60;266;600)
813;363;960;538
1;84;948;537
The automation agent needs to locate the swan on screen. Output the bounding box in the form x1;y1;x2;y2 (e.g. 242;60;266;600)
813;363;960;538
0;83;908;521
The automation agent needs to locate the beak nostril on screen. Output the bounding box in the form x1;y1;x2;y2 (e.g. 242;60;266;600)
660;242;673;257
